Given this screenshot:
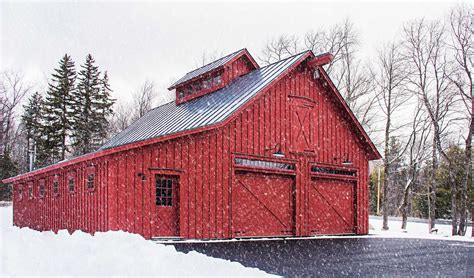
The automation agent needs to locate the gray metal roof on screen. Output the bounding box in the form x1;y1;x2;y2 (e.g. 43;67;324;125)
100;51;309;150
168;49;246;89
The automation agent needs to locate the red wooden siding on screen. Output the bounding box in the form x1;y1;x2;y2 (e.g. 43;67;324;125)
10;59;374;239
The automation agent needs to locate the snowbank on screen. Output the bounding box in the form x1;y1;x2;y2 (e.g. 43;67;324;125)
369;216;473;242
0;206;272;277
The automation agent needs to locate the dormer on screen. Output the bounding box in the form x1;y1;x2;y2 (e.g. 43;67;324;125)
169;49;259;105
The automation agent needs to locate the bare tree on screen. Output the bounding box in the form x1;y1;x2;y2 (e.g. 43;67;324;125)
259;35;300;65
132;80;156;121
447;4;472;236
110;101;133;134
195;50;224;67
0;71;31;156
375;42;411;230
259;19;377;132
399;100;431;230
403;19;459;233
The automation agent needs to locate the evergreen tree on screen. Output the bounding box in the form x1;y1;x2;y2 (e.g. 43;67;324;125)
0;152;17;200
21;92;47;169
71;54;100;155
43;54;76;162
72;56;115;155
95;71;115;146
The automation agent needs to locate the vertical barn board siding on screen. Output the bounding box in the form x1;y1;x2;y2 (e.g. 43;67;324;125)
108;158;118;230
228;121;236;237
118;156;126;231
135;150;143;235
209;133;217;238
126;153;134;232
180;141;189;239
174;141;184;238
223;125;231;238
216;130;223;237
201;135;209;238
195;138;203;238
59;173;64;231
188;139;196;238
141;147;150;239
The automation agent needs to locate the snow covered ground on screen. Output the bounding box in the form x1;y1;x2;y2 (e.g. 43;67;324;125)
369;216;473;242
0;205;272;277
1;203;472;277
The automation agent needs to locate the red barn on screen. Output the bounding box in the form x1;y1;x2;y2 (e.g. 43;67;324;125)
3;49;380;240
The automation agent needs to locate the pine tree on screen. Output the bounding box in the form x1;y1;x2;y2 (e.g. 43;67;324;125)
95;71;115;146
43;54;76;162
21;92;47;169
71;54;100;155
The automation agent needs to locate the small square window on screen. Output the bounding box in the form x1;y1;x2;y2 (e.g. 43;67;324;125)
53;180;59;196
87;174;95;190
155;175;173;207
68;177;75;193
39;180;45;198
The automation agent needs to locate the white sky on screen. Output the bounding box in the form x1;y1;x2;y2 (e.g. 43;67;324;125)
1;1;459;104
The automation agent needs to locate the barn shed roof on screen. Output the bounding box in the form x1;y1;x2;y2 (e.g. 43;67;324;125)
100;51;308;150
2;49;381;184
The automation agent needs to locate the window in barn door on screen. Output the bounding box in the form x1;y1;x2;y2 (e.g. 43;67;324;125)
155;175;173;206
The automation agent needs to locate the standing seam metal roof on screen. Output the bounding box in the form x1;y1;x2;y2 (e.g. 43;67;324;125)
99;51;309;150
168;49;245;89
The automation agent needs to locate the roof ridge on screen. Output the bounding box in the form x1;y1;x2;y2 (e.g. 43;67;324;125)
184;48;246;76
153;50;309;114
260;50;312;69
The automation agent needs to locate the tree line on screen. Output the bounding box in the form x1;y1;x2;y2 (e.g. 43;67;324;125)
0;54;115;195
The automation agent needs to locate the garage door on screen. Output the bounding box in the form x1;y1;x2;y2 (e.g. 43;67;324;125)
308;178;355;235
232;172;295;237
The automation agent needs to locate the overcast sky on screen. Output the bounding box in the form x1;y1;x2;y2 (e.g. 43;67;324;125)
1;1;458;105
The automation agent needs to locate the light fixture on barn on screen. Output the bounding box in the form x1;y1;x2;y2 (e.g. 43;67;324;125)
137;172;146;181
273;147;285;158
312;68;321;80
264;144;285;158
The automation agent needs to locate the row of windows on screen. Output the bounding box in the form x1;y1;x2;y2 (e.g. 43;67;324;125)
178;75;222;99
234;158;295;170
311;166;357;177
18;173;95;201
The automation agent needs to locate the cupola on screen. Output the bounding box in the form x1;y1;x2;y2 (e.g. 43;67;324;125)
168;49;259;105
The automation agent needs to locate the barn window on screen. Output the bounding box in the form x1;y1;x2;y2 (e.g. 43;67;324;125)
53;180;59;196
18;185;23;201
311;166;356;177
39;179;45;198
68;177;75;193
155;176;173;206
234;158;295;170
87;174;95;189
28;183;33;199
